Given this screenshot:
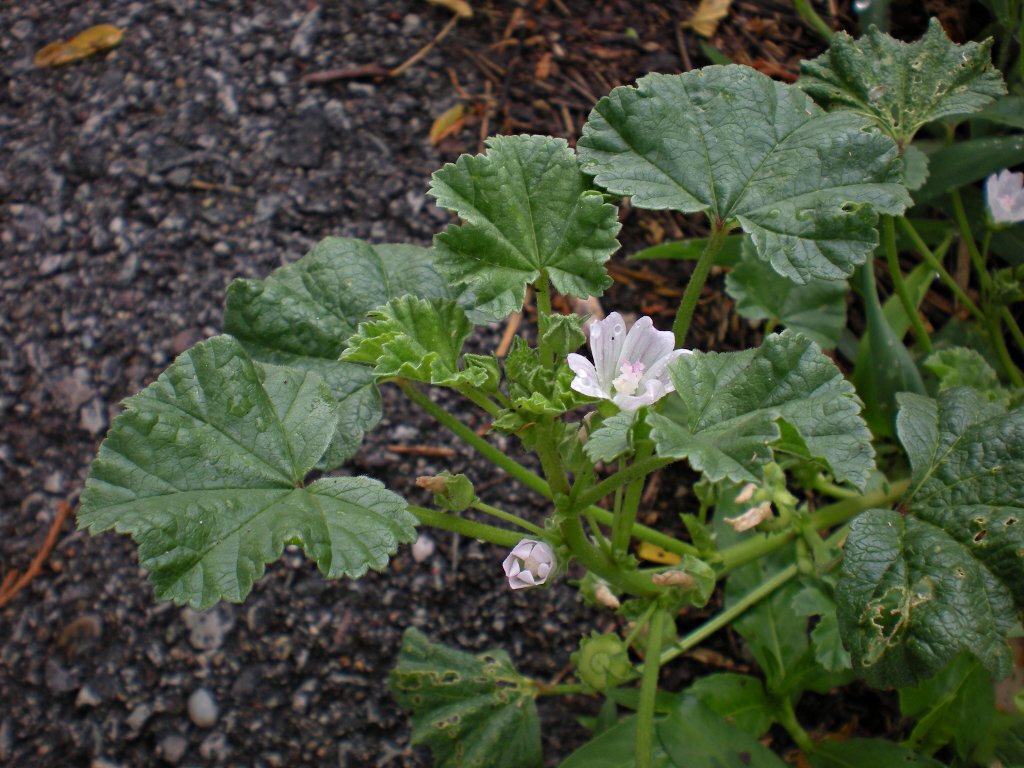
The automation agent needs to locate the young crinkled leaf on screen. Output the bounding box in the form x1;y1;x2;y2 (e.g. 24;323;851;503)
390;628;542;768
799;18;1006;146
341;296;486;388
837;388;1024;688
430;134;621;320
725;236;848;349
648;330;875;489
224;238;453;468
577;66;910;284
78;335;416;609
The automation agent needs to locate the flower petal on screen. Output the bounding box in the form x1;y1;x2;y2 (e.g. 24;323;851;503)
618;316;676;372
589;312;628;393
567;354;609;399
643;348;691;393
613;379;668;411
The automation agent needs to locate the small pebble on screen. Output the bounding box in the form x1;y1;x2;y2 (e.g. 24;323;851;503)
158;733;188;764
187;688;218;728
411;533;435;563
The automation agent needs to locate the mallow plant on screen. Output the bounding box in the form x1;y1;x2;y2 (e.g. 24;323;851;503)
79;18;1023;768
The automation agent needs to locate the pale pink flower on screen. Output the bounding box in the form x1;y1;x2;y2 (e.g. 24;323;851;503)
502;539;556;590
567;312;690;411
986;169;1024;225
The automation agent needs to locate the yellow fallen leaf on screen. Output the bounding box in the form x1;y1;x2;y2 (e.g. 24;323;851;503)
427;0;472;19
35;24;124;68
681;0;733;38
429;103;470;144
636;541;682;565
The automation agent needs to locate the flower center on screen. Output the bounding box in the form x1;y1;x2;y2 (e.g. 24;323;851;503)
612;360;645;396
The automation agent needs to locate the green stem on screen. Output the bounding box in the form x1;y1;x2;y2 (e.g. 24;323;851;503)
777;695;816;755
575;456;673;511
673;223;729;347
408;505;525;548
806;474;859;500
883;216;932;352
636;609;668;768
790;0;834;40
990;312;1024;386
1002;307;1024;356
717;479;911;576
898;218;982;320
398;380;549;497
612;446;654;557
535;272;555;366
534;418;571;497
588;506;701;558
458;386;501;416
624;603;658;649
473;501;546;537
949;190;989;288
658;565;798;666
560;511;661;597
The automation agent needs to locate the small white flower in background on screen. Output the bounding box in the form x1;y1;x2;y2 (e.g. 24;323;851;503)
986;169;1024;225
567;312;690;411
503;539;556;590
724;500;774;532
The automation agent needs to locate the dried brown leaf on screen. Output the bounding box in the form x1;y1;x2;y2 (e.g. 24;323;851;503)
35;24;124;68
429;103;470;144
427;0;472;19
681;0;732;38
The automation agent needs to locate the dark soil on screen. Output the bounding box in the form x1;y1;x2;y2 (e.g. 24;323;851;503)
1;2;900;766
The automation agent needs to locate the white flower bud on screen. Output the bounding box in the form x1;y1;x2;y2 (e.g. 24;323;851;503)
502;539;556;590
651;570;696;589
594;582;621;609
724;500;774;532
734;482;758;504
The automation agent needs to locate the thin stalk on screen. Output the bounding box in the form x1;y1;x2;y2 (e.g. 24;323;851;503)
624;603;658;649
612;445;653;556
949;190;989;285
401;380;701;555
990;313;1024;386
560;511;661;597
883;216;932;352
636;609;668;768
806;474;859;500
534;682;589;697
398;380;549;497
473;501;546;537
458;386;501;416
408;505;524;547
791;0;834;40
898;218;982;319
1002;307;1024;355
673;223;728;347
658;565;798;666
575;456;673;511
717;479;910;576
535;271;555;367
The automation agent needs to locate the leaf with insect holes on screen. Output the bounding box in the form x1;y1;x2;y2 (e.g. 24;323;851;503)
390;627;541;768
837;388;1024;688
224;238;453;468
648;330;875;489
78;335;416;609
577;66;910;284
430;135;621;320
799;18;1005;145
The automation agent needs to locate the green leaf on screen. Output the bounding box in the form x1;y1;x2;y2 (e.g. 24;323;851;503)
577;66;909;284
656;697;789;767
649;330;875;489
899;653;995;760
924;347;1010;405
686;673;777;738
389;628;541;768
799;18;1006;145
224;238;453;467
810;738;947;768
539;312;587;358
725;237;848;349
837;388;1024;687
341;296;484;388
914;134;1024;204
792;586;853;672
78;336;416;608
584;411;637;463
559;697;788;768
430;134;621;320
971;94;1024;130
902;145;930;191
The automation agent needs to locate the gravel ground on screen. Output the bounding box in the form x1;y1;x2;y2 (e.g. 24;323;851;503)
0;2;836;766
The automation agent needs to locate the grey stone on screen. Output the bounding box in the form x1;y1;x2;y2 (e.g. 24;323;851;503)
157;733;188;764
187;688;218;728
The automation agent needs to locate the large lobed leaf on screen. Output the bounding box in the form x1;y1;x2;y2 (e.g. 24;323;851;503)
799;18;1006;145
838;388;1024;688
224;238;452;467
430;134;621;320
390;628;542;768
78;335;416;609
577;66;909;284
649;330;875;489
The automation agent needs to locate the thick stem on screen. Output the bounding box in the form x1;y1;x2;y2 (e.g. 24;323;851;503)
883;216;932;353
777;695;816;756
560;512;661;597
534;418;571;497
672;223;728;347
408;505;524;547
635;609;668;768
